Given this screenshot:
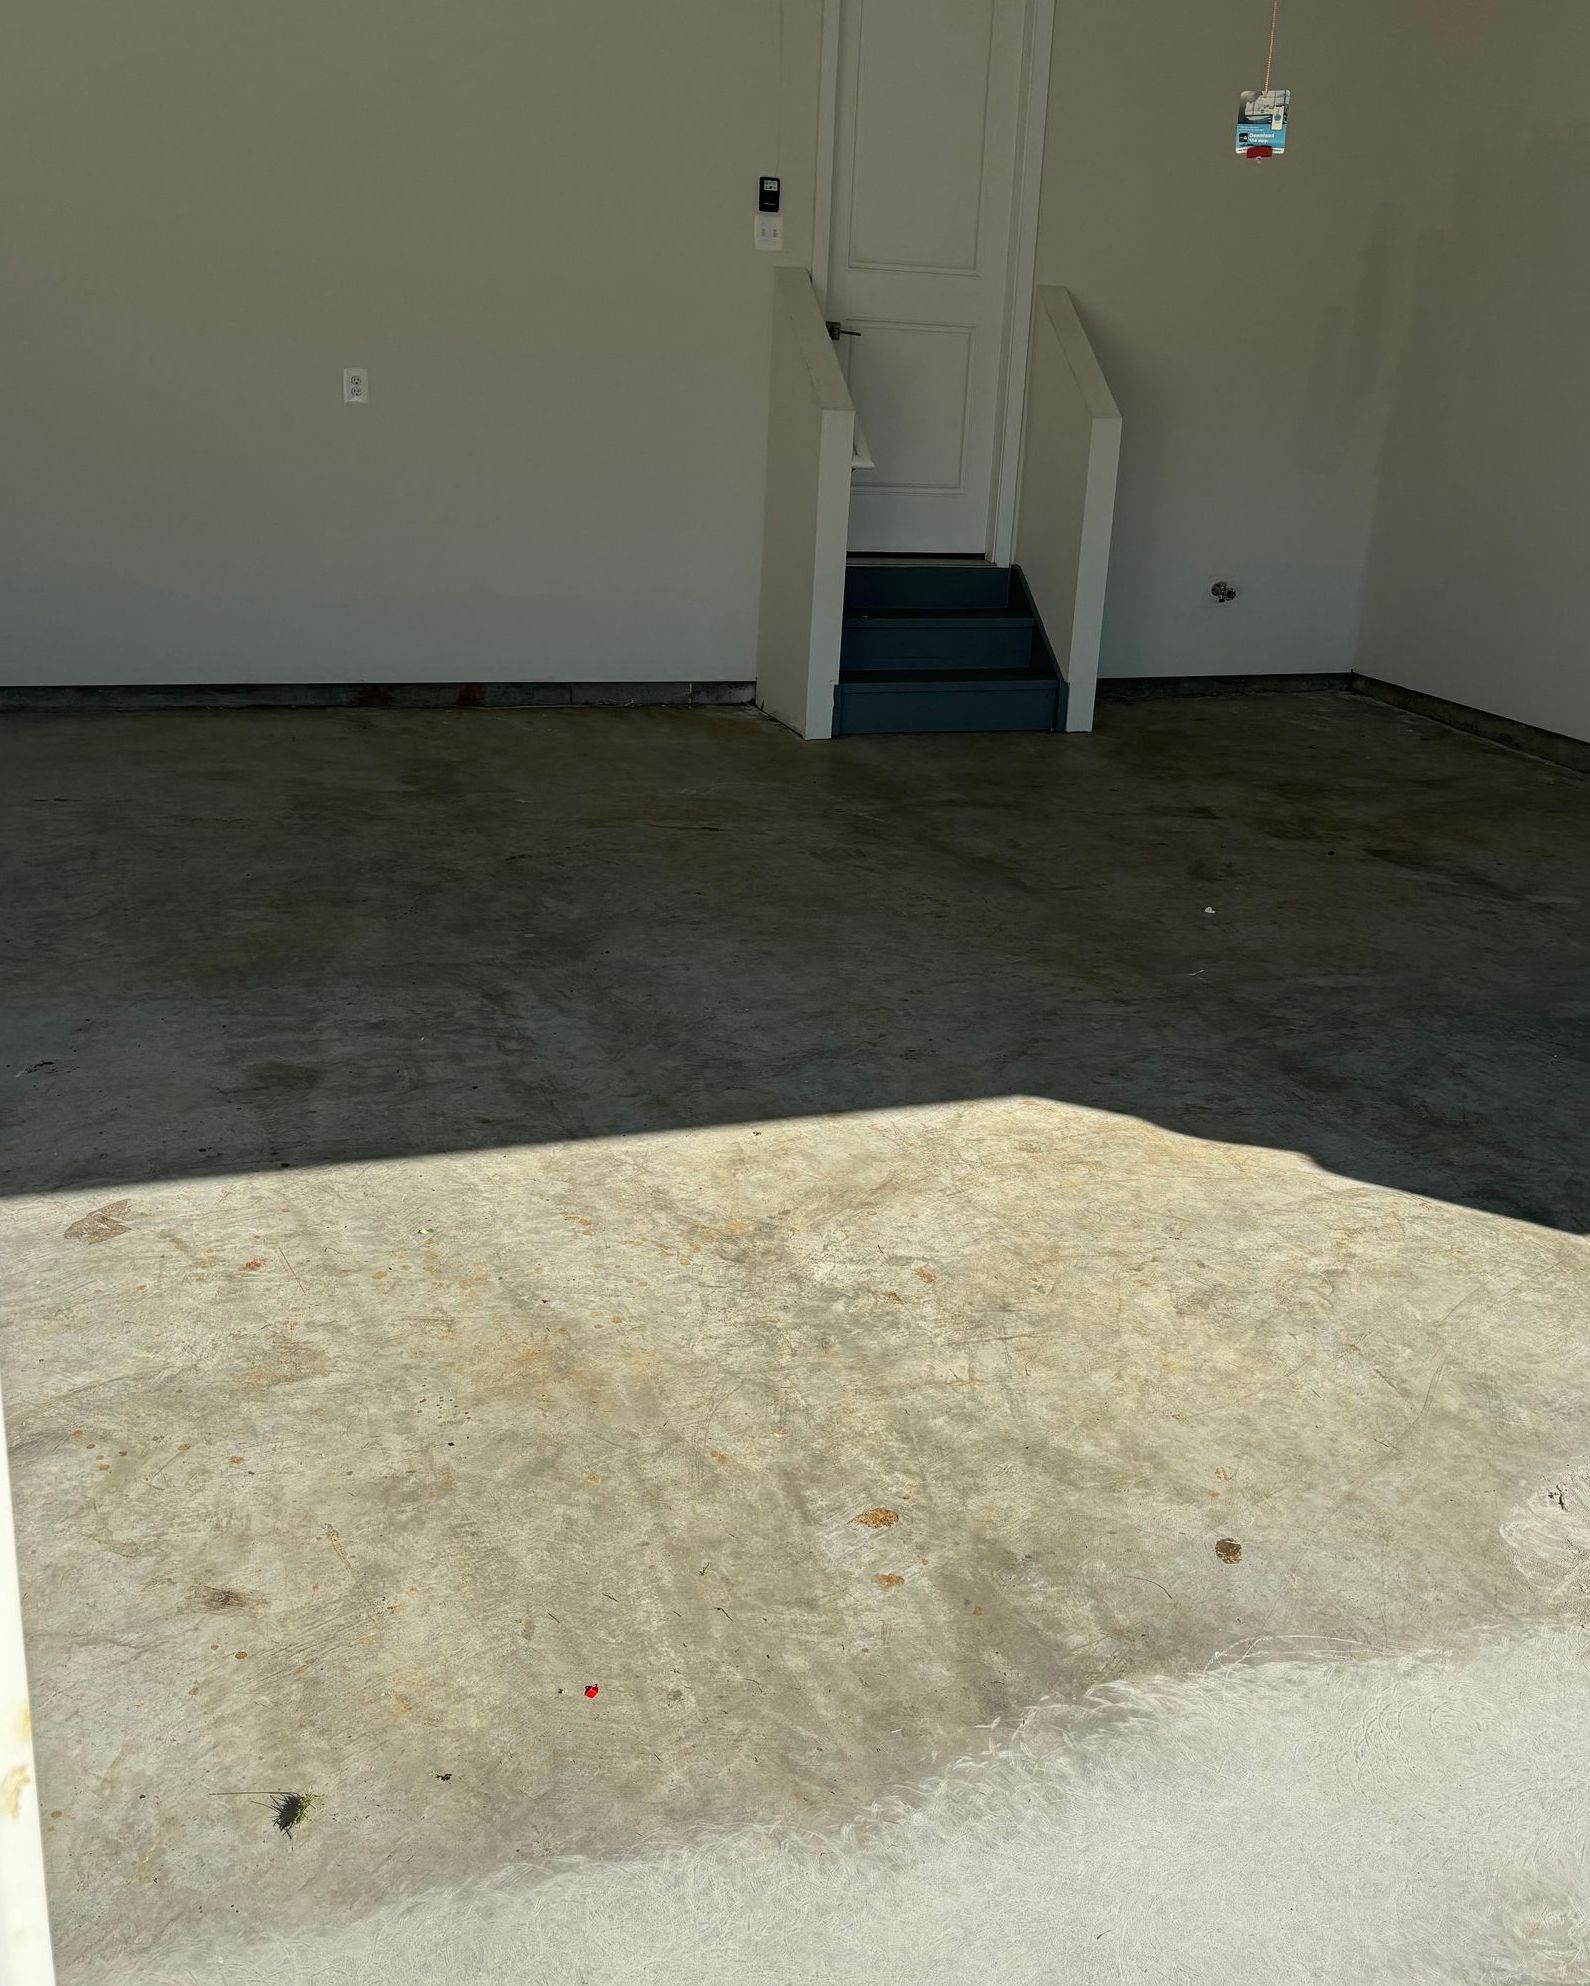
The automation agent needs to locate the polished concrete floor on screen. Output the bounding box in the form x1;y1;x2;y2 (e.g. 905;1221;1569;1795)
2;695;1588;1983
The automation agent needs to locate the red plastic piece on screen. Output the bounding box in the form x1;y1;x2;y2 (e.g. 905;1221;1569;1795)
1245;145;1274;159
584;1684;600;1699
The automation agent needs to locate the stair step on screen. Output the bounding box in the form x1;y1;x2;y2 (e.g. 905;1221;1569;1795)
834;667;1064;737
844;562;1015;614
841;612;1035;674
834;562;1064;734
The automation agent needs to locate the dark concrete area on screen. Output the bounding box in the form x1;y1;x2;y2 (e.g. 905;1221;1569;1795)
3;693;1586;1231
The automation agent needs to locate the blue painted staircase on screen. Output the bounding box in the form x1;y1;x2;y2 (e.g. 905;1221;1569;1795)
834;561;1067;736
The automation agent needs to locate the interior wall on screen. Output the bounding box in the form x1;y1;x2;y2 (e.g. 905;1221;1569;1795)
1356;5;1590;746
0;1;821;687
1032;0;1420;682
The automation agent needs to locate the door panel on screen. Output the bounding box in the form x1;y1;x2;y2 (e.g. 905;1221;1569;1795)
845;324;973;490
830;0;1028;553
849;0;994;274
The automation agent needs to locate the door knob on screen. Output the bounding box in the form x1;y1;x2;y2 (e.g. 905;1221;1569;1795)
826;321;862;341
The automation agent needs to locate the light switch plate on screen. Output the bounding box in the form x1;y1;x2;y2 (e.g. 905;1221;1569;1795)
754;213;784;252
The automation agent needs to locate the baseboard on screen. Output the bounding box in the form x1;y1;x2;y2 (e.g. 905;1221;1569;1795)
0;681;757;715
1349;676;1590;776
1096;672;1350;703
1092;667;1588;775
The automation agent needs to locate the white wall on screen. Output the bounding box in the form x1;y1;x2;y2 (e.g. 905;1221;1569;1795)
1356;5;1590;745
8;1;1579;722
0;1;821;686
1032;0;1420;682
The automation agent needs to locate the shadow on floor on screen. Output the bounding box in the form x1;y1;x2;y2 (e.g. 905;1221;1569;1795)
2;694;1586;1231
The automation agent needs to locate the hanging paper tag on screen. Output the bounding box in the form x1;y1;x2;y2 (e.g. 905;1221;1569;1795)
1236;88;1290;157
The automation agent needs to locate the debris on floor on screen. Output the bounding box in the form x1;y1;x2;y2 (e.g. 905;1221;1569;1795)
270;1793;313;1840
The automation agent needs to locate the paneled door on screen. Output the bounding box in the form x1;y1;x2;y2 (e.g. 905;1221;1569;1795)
826;0;1033;554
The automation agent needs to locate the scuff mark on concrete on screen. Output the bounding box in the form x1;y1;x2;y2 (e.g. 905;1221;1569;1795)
65;1200;132;1244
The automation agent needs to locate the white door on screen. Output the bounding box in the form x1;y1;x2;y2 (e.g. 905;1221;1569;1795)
827;0;1032;555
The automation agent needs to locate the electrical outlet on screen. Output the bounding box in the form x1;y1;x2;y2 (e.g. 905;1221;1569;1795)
754;213;784;252
343;368;369;405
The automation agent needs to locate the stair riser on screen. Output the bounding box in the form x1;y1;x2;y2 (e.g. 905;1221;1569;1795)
844;566;1015;614
835;682;1061;736
841;620;1035;673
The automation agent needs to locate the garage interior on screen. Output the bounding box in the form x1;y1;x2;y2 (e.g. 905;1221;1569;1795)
3;0;1590;1979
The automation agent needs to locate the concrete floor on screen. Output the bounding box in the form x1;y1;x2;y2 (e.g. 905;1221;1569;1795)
2;695;1588;1983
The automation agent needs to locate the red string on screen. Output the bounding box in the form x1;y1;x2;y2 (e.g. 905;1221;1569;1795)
1264;0;1280;91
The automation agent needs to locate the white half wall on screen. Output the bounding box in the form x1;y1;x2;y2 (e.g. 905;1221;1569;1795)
1016;288;1121;733
756;272;854;741
0;1;823;686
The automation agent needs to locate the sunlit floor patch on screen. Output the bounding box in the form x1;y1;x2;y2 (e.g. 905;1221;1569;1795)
140;1625;1590;1986
5;1098;1588;1980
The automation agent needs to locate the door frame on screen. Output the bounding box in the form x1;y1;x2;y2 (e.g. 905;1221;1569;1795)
811;0;1055;568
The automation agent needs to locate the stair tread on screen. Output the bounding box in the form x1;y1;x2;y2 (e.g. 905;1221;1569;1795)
844;564;1017;615
844;606;1034;624
840;666;1054;686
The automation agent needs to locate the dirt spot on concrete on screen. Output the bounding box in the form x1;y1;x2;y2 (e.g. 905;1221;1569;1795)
64;1200;131;1244
684;1218;755;1246
192;1586;268;1614
1216;1538;1243;1564
240;1061;322;1093
242;1259;266;1271
874;1573;905;1589
241;1338;329;1390
914;1269;937;1285
854;1508;900;1530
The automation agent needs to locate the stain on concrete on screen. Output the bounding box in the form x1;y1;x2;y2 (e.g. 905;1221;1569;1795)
63;1200;131;1244
191;1587;268;1614
240;1337;330;1390
854;1510;900;1531
1215;1540;1243;1565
